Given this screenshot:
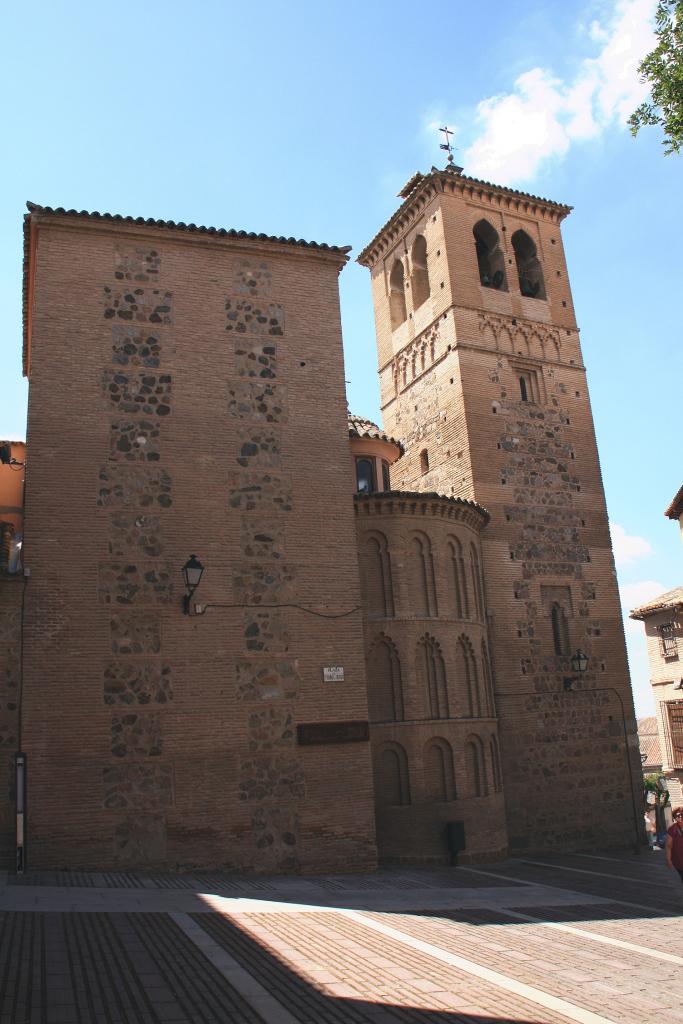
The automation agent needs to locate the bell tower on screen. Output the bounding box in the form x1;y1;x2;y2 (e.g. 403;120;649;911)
359;164;641;853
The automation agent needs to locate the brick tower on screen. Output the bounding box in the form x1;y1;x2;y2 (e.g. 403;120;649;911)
359;164;641;853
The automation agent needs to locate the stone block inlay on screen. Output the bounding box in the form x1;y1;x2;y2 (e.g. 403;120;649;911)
236;431;281;469
111;326;161;368
111;713;163;758
228;382;286;422
225;297;284;337
243;611;289;653
234;341;277;379
104;662;173;705
240;519;285;560
235;661;300;702
103;764;173;809
103;370;172;416
110;420;162;461
247;706;295;752
108;512;163;557
228;473;292;513
110;612;161;655
98;564;174;605
234;260;272;296
251;807;299;871
114;249;161;282
238;756;304;802
97;466;172;508
233;565;295;604
113;815;166;865
104;287;173;324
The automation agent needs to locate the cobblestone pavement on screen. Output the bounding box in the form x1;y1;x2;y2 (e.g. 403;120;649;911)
0;850;680;1023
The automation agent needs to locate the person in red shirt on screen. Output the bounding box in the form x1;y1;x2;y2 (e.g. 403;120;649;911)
666;806;683;882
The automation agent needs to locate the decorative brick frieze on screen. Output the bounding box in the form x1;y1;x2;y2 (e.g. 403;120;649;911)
235;660;300;702
477;311;563;361
103;661;173;705
104;287;173;324
97;465;172;508
102;370;172;417
225;297;284;336
98;563;174;605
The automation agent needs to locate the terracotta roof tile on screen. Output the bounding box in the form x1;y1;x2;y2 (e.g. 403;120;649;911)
348;414;404;454
630;586;683;620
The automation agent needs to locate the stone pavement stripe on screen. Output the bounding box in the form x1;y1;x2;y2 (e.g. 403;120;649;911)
170;911;298;1024
342;908;618;1024
495;906;683;965
454;864;671;916
518;859;673;890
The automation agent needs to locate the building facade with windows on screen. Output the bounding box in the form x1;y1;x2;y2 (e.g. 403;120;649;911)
631;588;683;806
0;161;640;872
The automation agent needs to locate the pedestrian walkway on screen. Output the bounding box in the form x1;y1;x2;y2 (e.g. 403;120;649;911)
0;850;680;1023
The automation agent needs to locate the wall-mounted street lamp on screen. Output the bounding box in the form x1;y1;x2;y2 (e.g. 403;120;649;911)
182;554;204;615
563;649;589;691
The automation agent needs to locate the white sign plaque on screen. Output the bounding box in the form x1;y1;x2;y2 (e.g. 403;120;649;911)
323;666;344;683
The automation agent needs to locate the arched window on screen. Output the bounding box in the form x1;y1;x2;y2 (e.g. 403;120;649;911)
457;637;482;718
355;457;376;494
448;537;469;619
481;640;495;717
416;635;449;719
469;544;485;621
410;532;438;617
362;532;394;618
489;735;502;792
551;603;570;656
389;260;407;330
420;449;429;475
423;739;456;802
473;220;507;290
512;229;546;299
410;235;430;309
465;736;488;797
367;635;404;723
374;743;410;807
519;376;528;402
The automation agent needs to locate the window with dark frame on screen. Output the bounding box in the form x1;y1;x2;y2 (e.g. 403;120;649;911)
660;622;678;658
355;457;376;494
381;459;391;491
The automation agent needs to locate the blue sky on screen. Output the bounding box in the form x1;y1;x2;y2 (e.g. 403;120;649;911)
1;0;679;714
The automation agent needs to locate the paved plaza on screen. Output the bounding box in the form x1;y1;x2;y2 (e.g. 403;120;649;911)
0;850;681;1023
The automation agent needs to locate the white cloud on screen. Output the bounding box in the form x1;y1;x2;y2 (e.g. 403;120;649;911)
463;0;657;183
619;578;664;613
610;522;653;567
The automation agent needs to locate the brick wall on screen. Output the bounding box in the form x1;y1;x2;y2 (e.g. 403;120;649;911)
20;212;377;872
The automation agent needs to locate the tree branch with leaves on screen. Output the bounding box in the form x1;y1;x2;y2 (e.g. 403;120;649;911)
629;0;683;154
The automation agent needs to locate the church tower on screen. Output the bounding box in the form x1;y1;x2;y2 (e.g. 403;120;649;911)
359;163;641;853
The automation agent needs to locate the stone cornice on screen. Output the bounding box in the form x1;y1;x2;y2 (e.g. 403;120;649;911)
358;168;572;268
354;491;489;532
